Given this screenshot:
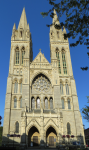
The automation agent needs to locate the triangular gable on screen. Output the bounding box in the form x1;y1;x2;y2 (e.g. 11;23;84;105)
32;52;50;64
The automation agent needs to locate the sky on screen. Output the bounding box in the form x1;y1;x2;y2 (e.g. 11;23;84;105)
0;0;89;129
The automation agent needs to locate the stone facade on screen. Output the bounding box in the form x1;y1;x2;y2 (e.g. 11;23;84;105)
2;8;85;147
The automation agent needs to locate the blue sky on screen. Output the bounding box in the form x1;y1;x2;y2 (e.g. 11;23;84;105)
0;0;89;129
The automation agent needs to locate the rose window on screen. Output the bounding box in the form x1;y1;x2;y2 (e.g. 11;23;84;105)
33;76;51;92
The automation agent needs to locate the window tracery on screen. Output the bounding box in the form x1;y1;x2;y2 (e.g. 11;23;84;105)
21;47;25;64
62;49;67;74
33;76;51;92
14;81;18;93
60;83;63;95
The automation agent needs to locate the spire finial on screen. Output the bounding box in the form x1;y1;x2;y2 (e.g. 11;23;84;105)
39;49;41;52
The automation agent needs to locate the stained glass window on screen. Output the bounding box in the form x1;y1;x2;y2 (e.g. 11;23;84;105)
33;76;51;92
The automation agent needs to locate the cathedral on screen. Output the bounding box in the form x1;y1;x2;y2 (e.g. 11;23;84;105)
2;8;85;148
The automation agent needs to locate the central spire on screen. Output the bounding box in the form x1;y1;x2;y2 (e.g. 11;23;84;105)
18;7;28;29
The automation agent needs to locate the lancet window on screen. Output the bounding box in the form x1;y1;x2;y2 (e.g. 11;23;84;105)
50;97;53;109
15;47;19;65
21;47;25;64
44;97;48;109
67;122;71;134
14;97;17;108
15;122;19;133
68;99;71;109
14;81;18;93
60;83;63;95
65;83;69;95
31;97;35;109
61;98;65;109
20;82;22;93
56;48;61;74
20;97;22;108
37;97;40;109
62;50;67;74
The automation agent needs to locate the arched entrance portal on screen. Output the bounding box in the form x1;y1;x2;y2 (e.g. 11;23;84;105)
28;126;40;147
46;126;57;147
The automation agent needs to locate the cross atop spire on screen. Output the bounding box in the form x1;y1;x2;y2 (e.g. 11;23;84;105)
39;49;41;52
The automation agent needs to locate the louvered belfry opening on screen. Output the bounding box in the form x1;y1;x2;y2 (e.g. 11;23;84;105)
46;126;57;147
28;126;40;147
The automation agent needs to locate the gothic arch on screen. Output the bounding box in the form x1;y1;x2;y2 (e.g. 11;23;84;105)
45;123;58;137
20;45;25;51
26;120;40;135
14;45;19;51
19;78;23;84
44;119;59;135
13;78;18;83
30;71;52;86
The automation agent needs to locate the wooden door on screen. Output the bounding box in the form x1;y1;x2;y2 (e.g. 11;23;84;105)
49;136;54;146
33;136;38;146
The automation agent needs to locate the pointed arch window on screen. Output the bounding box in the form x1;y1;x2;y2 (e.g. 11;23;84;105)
20;82;22;93
65;83;69;95
21;47;25;64
37;97;40;109
14;97;17;108
50;97;53;109
15;122;19;133
45;97;48;109
62;50;67;74
14;81;18;93
20;97;22;108
68;99;71;109
15;47;19;65
61;98;65;109
56;48;61;74
67;122;71;134
32;97;35;109
60;83;63;95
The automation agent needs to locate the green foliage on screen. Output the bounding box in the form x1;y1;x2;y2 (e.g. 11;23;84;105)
41;0;89;70
82;97;89;122
0;127;3;146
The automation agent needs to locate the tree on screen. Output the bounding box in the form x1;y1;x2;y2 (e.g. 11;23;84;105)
82;96;89;122
0;116;2;126
41;0;89;70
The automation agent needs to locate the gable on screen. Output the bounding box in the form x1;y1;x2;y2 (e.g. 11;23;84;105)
31;52;49;64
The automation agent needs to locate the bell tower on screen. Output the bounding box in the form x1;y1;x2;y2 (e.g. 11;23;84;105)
49;9;73;77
